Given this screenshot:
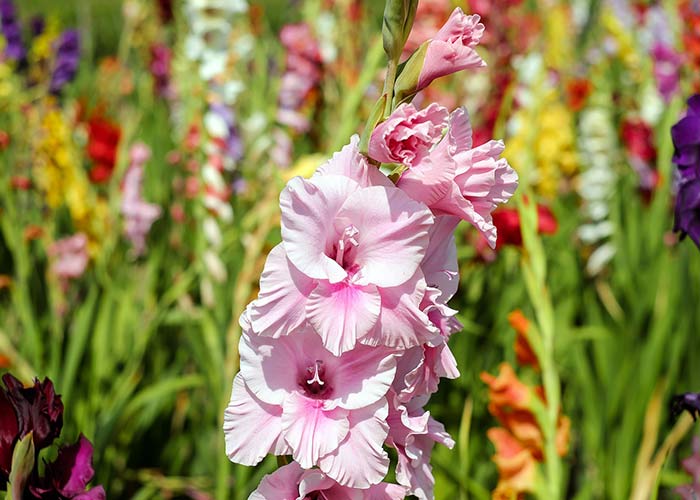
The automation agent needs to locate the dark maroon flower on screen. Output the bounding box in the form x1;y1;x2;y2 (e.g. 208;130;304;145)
28;435;105;500
0;386;19;488
671;95;700;247
2;374;63;452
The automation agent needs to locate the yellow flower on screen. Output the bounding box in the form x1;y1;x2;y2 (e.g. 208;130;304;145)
505;91;578;198
32;104;109;256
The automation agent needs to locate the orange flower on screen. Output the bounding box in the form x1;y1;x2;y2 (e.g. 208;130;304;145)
566;78;592;112
488;428;537;497
483;364;570;458
508;310;539;370
23;225;43;242
481;363;532;410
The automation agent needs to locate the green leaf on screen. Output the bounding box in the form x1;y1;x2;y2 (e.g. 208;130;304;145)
8;432;35;500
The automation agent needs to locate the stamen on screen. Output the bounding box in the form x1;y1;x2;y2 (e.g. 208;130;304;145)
306;360;325;386
334;224;359;266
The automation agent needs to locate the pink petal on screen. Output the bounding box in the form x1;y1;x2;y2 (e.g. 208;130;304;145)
249;462;305;500
307;281;381;355
417;9;486;90
361;271;438;350
249;243;316;337
280;175;360;283
315;135;393;188
297;470;344;498
365;483;410;500
326;344;397;410
239;332;302;405
397;143;456;208
282;392;350;469
421;215;460;301
337;186;433;287
223;374;286;466
368;103;448;166
318;399;390;488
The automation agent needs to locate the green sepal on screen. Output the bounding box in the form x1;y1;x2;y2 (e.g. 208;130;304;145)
393;41;429;106
7;432;35;500
359;94;388;156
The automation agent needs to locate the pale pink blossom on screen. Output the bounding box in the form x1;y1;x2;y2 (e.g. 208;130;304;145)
417;8;486;91
224;319;396;488
370;105;517;248
394;216;461;402
250;462;408;500
49;233;89;280
248;137;438;355
368;103;448;167
386;394;454;500
121;143;162;256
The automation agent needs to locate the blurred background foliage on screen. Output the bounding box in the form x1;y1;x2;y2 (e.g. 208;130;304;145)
1;0;700;499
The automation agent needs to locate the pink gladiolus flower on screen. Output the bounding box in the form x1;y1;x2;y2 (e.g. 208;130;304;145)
370;105;518;248
417;8;486;91
248;137;438;355
386;394;454;500
224;319;396;488
49;234;89;280
393;216;461;402
250;462;408;500
121;143;162;256
368;103;449;167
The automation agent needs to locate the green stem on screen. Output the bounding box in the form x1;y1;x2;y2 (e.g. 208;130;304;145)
382;58;398;117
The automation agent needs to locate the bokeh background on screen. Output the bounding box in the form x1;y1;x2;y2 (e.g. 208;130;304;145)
1;0;700;498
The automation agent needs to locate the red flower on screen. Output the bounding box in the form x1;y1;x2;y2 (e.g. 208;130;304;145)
86;116;121;183
621;118;656;163
492;204;558;249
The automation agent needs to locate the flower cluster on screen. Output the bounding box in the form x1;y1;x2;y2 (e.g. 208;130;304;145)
481;363;570;498
224;9;518;497
0;0;24;62
671;95;700;248
86;113;121;184
121;143;162;256
49;30;80;94
0;374;104;499
277;23;323;133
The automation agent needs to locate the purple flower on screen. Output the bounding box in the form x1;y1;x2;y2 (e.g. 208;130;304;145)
50;30;81;94
0;0;25;61
671;95;700;247
2;374;64;452
27;435;106;500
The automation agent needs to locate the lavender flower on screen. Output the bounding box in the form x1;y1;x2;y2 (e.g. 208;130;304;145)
0;0;24;61
671;95;700;247
50;30;80;94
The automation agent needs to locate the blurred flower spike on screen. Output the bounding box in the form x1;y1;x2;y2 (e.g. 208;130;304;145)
481;363;570;498
508;310;539;370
